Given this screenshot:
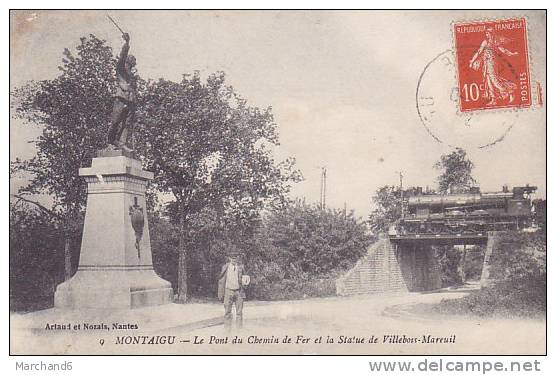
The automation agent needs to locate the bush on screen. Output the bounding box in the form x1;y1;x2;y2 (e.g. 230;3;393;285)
435;279;545;318
463;245;486;280
435;245;464;287
490;231;546;286
253;201;373;278
241;201;371;300
9;202;80;311
435;231;546;317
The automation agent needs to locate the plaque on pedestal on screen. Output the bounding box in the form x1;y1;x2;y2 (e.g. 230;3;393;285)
54;156;173;309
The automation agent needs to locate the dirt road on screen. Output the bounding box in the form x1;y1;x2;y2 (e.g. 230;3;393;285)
157;287;546;355
11;286;545;355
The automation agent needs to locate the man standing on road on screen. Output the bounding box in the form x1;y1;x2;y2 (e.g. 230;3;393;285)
218;247;246;328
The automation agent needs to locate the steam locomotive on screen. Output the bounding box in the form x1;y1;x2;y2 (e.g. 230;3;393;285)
391;185;537;236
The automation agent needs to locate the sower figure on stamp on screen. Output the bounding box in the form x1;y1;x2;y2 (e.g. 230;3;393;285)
107;32;137;152
218;246;249;329
469;27;518;106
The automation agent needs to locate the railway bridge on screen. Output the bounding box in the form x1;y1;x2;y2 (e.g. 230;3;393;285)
336;185;536;296
336;231;499;296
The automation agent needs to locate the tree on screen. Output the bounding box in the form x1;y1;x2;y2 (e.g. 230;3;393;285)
134;72;301;302
434;148;476;193
148;211;180;292
433;148;478;283
368;185;402;234
532;199;546;233
9;201;67;311
250;200;372;295
11;35;117;280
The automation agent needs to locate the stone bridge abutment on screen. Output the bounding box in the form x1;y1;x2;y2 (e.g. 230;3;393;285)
336;235;441;296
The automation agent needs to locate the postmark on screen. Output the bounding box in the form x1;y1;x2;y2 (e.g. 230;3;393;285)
416;16;540;150
416;49;520;149
453;18;531;112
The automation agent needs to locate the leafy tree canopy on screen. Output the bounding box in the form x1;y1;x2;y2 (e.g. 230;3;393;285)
252;201;373;279
11;35;116;217
434;148;476;193
368;185;401;234
135;72;301;222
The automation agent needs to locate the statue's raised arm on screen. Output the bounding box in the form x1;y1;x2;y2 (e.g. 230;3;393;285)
116;33;131;77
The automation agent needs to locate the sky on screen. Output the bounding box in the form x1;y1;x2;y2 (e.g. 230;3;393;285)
10;10;546;218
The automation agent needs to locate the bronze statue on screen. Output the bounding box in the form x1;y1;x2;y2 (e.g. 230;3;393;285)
107;32;137;152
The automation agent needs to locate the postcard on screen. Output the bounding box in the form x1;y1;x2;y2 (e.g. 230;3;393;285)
9;10;546;355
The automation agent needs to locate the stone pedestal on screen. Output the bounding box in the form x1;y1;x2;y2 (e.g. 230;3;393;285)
55;155;173;309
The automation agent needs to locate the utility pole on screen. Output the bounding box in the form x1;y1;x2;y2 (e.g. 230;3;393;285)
319;168;323;209
320;166;327;210
399;171;404;218
323;167;327;210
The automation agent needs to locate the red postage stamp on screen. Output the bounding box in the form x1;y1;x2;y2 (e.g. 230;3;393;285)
453;18;531;112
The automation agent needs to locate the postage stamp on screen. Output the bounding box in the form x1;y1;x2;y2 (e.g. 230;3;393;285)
453;18;531;112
